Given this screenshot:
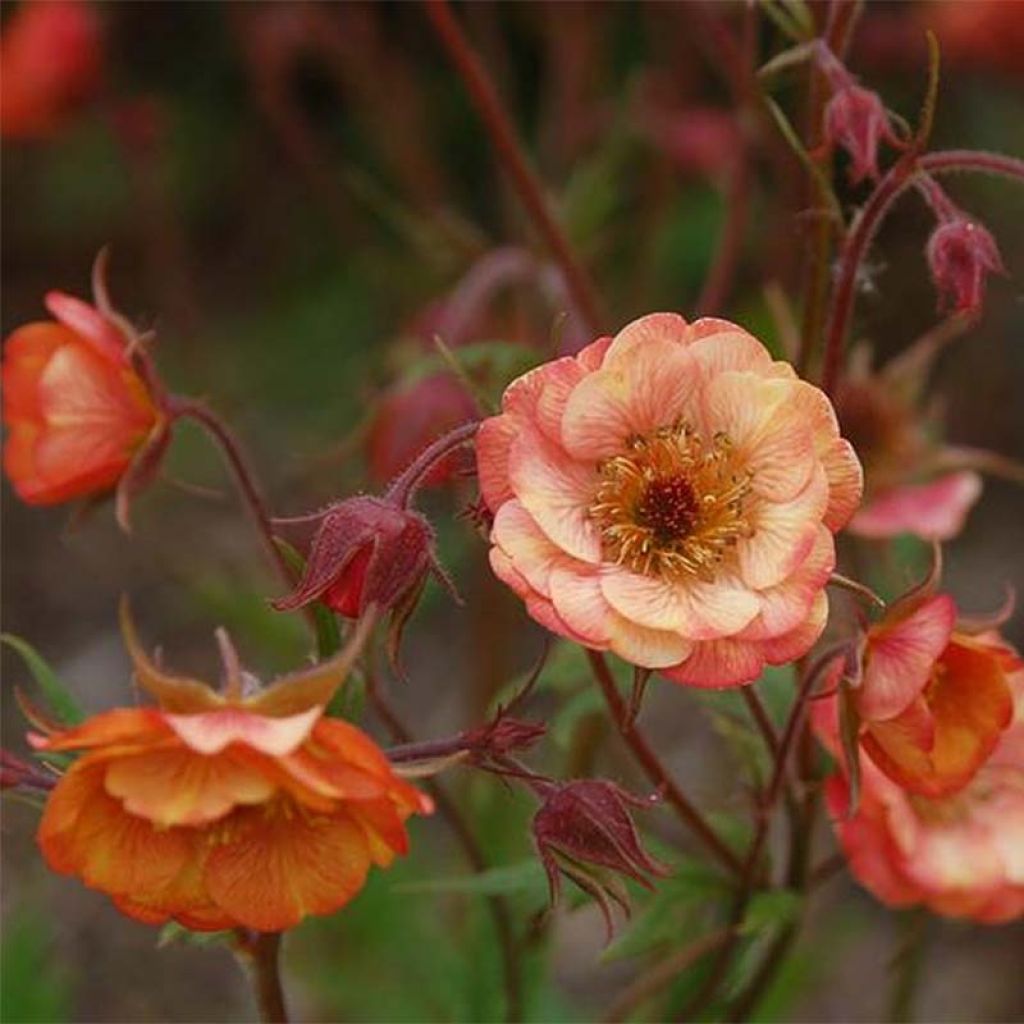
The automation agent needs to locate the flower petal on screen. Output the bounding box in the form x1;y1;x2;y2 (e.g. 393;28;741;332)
850;472;982;540
164;707;321;757
661;637;765;688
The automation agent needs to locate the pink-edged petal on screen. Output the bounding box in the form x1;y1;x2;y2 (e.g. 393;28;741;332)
736;465;829;590
561;340;701;460
850;472;982;541
508;424;602;563
44;291;127;364
700;372;816;502
821;438;864;531
860;594;956;721
602;313;690;365
739;527;835;641
164;707;321;757
600;567;760;640
476;416;518;512
489;547;535;600
686;319;776;375
760;591;829;665
661;638;765;689
549;566;615;646
606;616;692;670
491;499;570;598
575;336;613;371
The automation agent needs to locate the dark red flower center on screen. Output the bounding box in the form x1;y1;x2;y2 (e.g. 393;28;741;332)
635;475;700;542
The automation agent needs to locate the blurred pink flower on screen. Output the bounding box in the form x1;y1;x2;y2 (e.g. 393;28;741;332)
476;313;862;687
825;647;1024;923
0;0;102;139
822;81;901;184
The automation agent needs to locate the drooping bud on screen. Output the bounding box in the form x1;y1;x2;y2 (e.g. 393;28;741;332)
532;779;668;937
926;215;1005;314
273;496;436;620
0;749;57;791
823;82;901;184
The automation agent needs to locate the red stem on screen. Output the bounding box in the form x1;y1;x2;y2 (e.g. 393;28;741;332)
234;931;288;1023
385;420;480;508
170;399;296;592
586;650;742;876
423;0;604;336
920;149;1024;181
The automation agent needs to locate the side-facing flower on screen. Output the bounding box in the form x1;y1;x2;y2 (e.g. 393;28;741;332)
2;283;168;512
0;0;102;140
824;655;1024;924
851;592;1016;797
477;313;862;687
532;779;668;936
31;605;431;932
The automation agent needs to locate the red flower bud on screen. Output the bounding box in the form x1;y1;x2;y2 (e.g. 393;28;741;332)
823;83;900;184
273;496;435;620
926;216;1005;314
532;779;668;936
0;749;56;791
366;373;476;490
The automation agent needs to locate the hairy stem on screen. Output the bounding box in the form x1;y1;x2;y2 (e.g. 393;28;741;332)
171;399;296;593
385;420;480;508
234;931;288;1024
586;650;742;876
424;0;604;335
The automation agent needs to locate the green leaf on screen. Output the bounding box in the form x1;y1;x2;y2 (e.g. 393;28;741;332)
2;633;84;725
272;537;342;660
393;859;547;898
157;922;232;949
740;890;802;935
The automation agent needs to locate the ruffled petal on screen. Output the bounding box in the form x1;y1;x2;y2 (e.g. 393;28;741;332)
661;637;765;689
164;707;321;757
492;499;573;598
602;313;690;365
476;415;518;512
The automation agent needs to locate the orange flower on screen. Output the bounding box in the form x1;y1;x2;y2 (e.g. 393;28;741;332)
31;608;431;932
824;654;1024;924
0;0;102;140
3;290;165;506
476;313;862;687
853;595;1016;798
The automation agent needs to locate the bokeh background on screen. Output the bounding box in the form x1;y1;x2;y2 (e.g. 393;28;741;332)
2;2;1023;1021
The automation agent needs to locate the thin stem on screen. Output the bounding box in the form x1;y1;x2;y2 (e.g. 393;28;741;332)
234;931;288;1024
170;399;296;593
828;572;887;610
697;152;750;316
920;149;1024;182
385;420;480;508
366;673;524;1023
423;0;604;336
741;687;780;759
604;928;733;1023
585;650;742;876
887;911;929;1023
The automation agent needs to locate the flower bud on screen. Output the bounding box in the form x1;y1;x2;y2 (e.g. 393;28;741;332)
926;216;1005;314
532;779;668;936
273;496;434;620
823;82;900;184
0;749;56;791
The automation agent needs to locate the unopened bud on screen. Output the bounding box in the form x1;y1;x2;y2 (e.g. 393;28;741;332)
926;216;1005;314
823;83;900;184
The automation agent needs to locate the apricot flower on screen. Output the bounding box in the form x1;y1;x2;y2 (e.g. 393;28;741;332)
32;608;431;932
853;594;1016;797
825;655;1024;923
477;314;862;687
3;289;166;507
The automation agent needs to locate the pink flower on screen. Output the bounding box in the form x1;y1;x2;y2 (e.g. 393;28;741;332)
823;82;901;184
853;594;1016;797
825;650;1024;923
850;472;982;540
926;216;1005;315
476;314;862;687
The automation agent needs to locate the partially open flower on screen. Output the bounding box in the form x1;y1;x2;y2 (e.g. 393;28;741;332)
31;606;431;932
926;216;1005;315
2;287;168;509
825;657;1024;923
477;313;862;687
837;340;986;541
852;593;1016;797
0;0;102;140
533;779;668;935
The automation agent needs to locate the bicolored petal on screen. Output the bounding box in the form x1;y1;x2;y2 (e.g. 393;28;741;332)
850;472;982;540
164;707;322;757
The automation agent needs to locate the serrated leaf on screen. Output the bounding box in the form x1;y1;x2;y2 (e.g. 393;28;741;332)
393;859;547;898
740;890;802;935
2;634;84;726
